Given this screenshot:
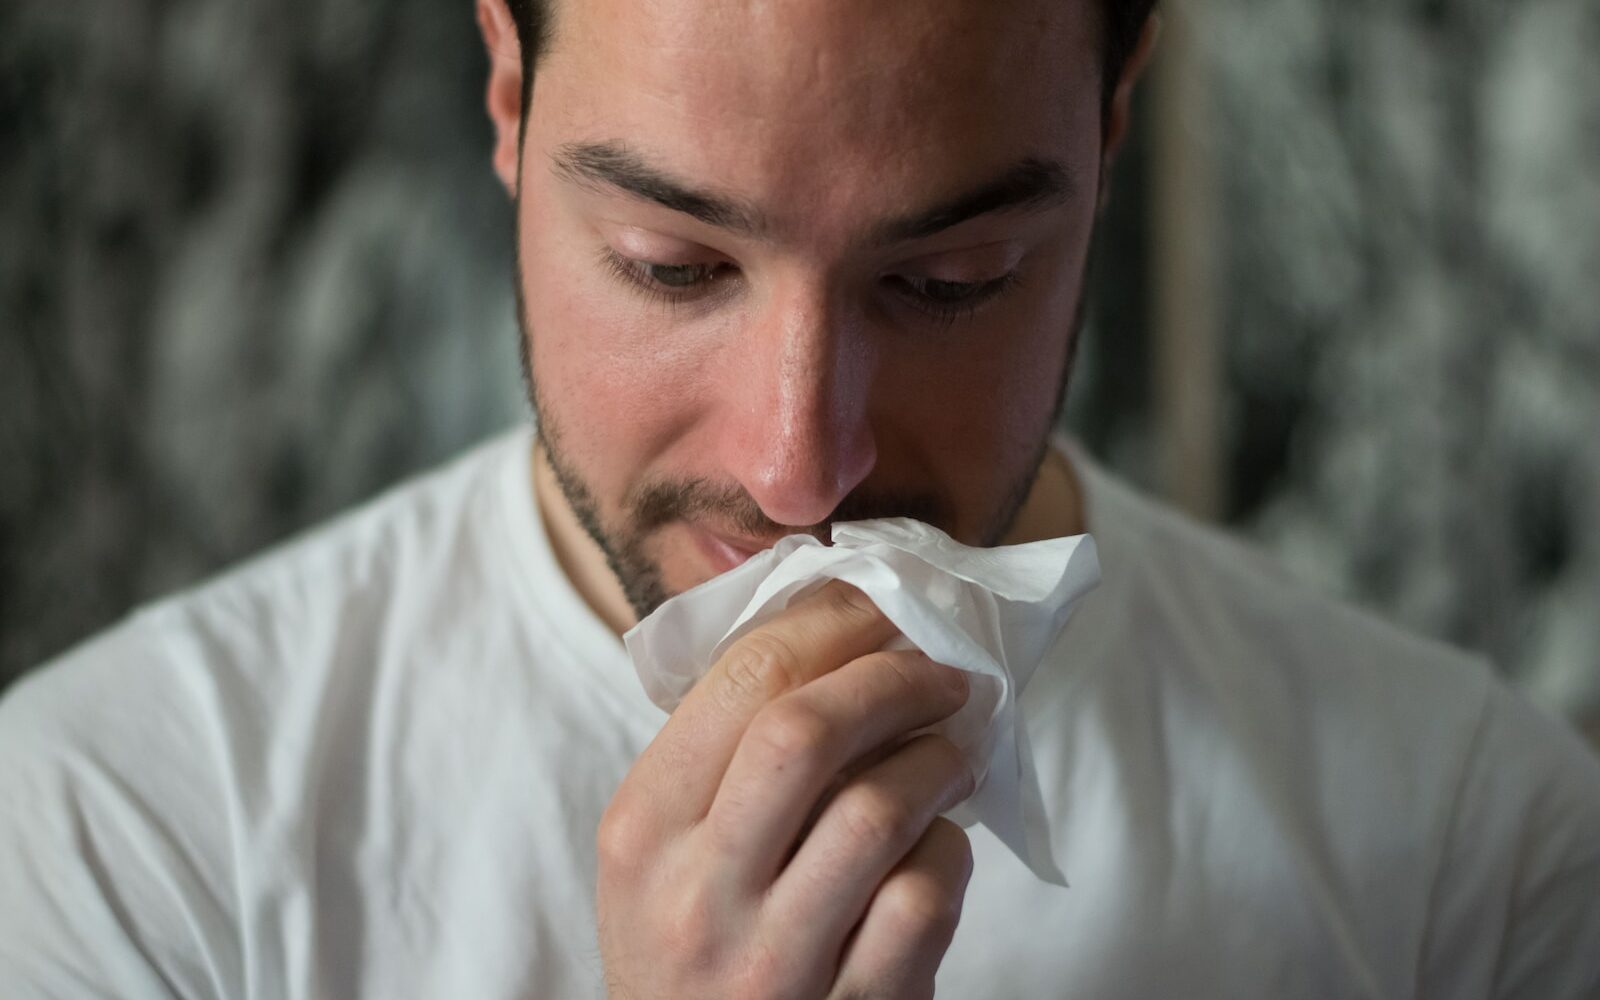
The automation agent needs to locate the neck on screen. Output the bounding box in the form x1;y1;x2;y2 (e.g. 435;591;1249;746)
999;439;1087;546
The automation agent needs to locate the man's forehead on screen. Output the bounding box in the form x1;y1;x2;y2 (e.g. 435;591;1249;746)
535;0;1104;240
565;0;1081;64
558;0;1096;102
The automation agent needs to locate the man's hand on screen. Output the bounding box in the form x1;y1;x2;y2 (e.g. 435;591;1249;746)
597;581;976;1000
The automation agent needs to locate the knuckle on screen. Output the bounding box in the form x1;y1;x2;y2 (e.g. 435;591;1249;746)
658;882;722;964
870;649;927;693
820;579;884;626
728;944;795;1000
595;800;654;875
922;736;976;799
875;650;968;707
836;785;921;849
929;817;975;876
749;700;835;766
719;633;803;706
879;875;964;940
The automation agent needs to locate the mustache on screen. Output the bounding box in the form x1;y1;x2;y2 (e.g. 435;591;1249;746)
628;478;952;541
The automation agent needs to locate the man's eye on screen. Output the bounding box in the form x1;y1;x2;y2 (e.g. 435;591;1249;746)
887;272;1021;322
901;277;988;303
601;248;731;302
642;262;716;288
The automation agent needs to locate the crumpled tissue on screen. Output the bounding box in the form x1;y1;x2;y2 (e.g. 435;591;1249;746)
622;517;1100;885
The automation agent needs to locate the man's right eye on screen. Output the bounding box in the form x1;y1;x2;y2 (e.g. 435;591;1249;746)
600;248;734;303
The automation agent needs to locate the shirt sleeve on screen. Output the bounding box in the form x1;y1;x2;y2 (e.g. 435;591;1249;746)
0;618;239;1000
1417;678;1600;1000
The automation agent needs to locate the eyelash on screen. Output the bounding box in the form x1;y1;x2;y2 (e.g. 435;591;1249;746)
885;272;1023;327
598;247;1022;324
599;248;734;310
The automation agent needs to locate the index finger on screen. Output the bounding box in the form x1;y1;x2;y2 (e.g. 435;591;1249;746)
625;579;900;827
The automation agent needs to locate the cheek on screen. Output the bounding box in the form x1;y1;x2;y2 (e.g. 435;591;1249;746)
516;202;709;499
893;337;1065;527
868;244;1084;544
884;264;1079;476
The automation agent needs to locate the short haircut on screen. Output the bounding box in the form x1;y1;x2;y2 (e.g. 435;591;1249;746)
502;0;1158;121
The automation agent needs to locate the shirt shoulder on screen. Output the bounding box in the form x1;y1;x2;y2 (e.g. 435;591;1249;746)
1063;445;1503;770
0;429;534;998
0;614;237;997
1418;680;1600;998
1054;443;1600;996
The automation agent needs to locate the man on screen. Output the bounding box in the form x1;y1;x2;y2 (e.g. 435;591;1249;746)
3;0;1598;996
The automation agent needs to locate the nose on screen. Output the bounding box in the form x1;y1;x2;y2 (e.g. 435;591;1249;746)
716;280;878;529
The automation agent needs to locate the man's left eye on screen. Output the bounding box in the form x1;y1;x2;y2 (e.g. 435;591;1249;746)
641;262;719;288
897;276;990;303
886;272;1019;317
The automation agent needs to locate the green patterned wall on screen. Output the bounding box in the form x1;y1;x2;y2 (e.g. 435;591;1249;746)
3;0;1596;739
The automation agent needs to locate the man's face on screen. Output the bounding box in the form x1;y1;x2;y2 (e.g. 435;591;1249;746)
513;0;1107;618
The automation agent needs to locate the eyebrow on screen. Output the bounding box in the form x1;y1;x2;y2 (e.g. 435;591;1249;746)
553;141;766;236
871;157;1075;245
552;140;1073;245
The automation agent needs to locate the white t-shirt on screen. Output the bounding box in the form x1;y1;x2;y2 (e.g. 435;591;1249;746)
3;426;1598;999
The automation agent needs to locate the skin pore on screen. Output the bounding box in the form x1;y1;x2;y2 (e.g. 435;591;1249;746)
479;0;1150;635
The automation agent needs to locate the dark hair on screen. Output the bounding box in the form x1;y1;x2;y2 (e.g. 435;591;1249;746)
503;0;1157;117
1101;0;1160;105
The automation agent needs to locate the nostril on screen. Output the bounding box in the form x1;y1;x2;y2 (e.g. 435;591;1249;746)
744;418;877;529
727;298;879;527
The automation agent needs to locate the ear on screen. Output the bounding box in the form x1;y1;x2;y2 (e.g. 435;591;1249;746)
1099;14;1161;206
476;0;525;197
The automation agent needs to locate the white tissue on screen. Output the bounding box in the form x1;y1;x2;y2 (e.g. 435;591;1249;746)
622;517;1100;885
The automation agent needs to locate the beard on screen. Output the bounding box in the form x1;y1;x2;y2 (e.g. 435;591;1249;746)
512;229;1090;622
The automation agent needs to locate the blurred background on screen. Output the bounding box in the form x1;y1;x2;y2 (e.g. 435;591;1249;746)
2;0;1597;743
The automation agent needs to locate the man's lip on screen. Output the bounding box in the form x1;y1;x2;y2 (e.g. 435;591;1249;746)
688;524;775;574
